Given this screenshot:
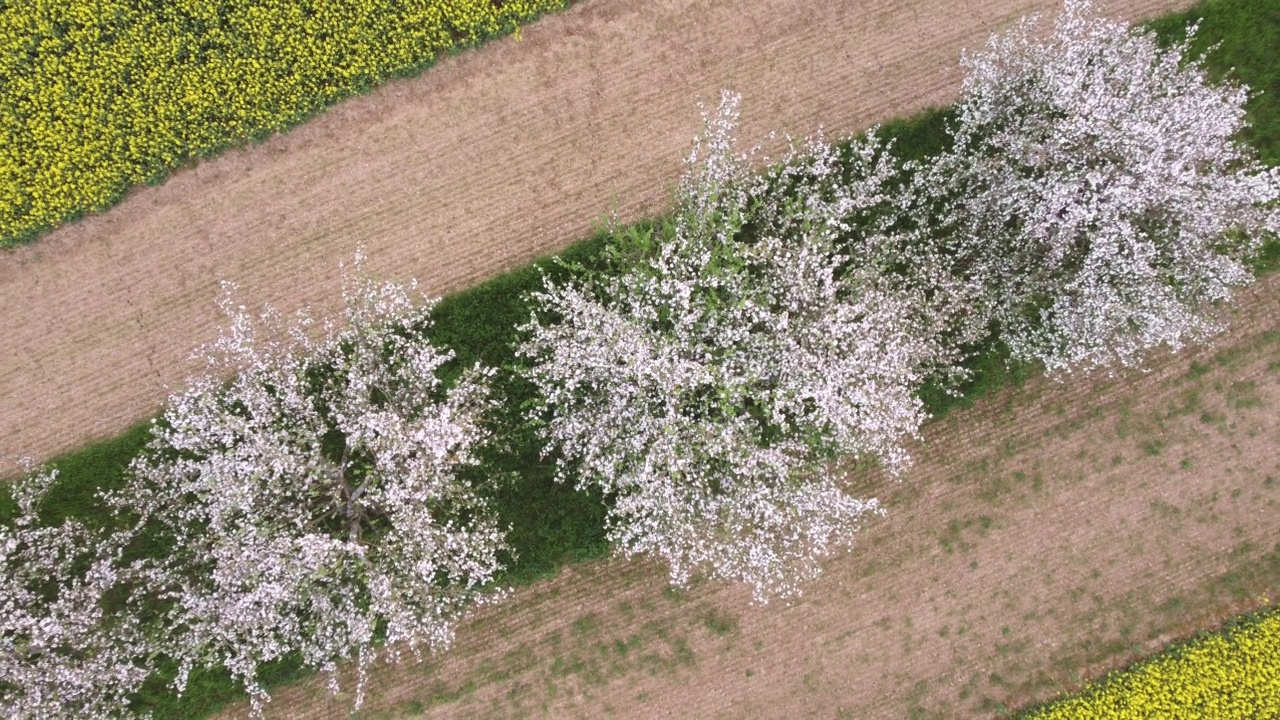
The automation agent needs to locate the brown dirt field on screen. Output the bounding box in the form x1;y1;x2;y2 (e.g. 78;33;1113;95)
210;271;1280;720
0;0;1193;475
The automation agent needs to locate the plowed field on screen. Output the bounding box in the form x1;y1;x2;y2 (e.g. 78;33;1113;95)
213;269;1280;719
0;0;1191;474
7;0;1277;717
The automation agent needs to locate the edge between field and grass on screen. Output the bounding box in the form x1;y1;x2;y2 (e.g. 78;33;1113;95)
1016;603;1280;719
0;104;1040;720
0;0;580;249
3;0;1279;715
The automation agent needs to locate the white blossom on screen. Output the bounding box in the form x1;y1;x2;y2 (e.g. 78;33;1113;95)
114;261;507;717
1;466;154;718
918;0;1280;374
519;93;957;601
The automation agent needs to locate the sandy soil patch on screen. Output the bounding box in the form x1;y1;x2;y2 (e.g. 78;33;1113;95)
0;0;1192;474
205;269;1280;719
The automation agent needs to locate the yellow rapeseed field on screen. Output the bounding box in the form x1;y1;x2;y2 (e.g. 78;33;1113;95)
0;0;565;247
1022;604;1280;719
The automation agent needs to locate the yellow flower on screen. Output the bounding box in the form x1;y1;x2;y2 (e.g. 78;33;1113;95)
1024;606;1280;719
1;0;567;246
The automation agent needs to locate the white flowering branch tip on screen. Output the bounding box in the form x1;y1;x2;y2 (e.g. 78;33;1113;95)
927;0;1280;374
112;257;507;715
520;92;950;601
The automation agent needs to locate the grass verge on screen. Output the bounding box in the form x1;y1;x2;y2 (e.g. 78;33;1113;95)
3;0;1278;714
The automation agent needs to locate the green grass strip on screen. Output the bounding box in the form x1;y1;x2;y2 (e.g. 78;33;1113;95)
0;0;571;248
1018;605;1280;719
3;0;1278;714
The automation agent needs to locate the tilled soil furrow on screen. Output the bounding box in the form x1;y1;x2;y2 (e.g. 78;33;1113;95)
1;0;1189;474
219;273;1280;719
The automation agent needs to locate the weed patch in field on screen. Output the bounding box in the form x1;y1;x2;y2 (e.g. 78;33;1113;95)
5;0;1280;714
701;609;739;638
1224;379;1263;409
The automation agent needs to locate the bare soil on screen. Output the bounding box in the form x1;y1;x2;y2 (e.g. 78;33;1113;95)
4;0;1272;715
0;0;1192;474
220;271;1280;720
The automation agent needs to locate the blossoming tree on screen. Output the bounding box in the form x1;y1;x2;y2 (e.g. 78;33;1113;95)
115;264;507;716
917;0;1280;374
0;467;154;718
519;93;959;601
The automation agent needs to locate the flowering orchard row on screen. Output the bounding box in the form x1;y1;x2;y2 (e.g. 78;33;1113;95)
0;0;565;247
1020;604;1280;719
4;1;1280;717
